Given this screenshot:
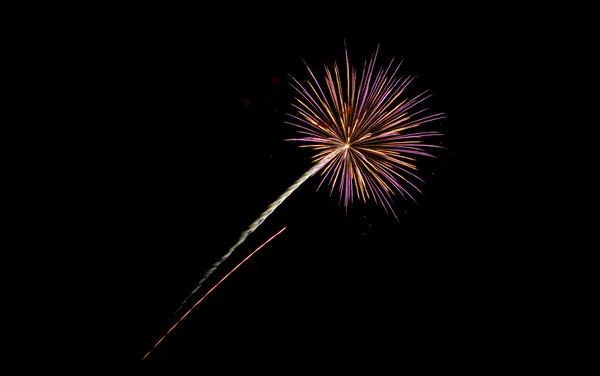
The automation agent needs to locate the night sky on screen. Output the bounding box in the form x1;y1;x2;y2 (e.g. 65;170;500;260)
84;20;491;371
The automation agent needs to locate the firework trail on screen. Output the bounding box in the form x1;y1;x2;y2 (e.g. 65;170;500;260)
143;227;287;361
172;155;334;318
172;41;443;322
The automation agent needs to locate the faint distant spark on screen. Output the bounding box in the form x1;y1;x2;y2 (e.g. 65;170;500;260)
142;227;287;361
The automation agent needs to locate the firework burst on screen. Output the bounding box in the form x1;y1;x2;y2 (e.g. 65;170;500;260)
286;43;445;218
149;44;445;360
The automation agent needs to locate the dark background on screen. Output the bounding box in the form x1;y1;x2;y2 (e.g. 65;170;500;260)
70;14;508;372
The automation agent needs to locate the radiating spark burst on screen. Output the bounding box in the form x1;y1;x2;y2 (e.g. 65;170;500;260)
286;43;445;219
164;43;444;346
142;227;287;361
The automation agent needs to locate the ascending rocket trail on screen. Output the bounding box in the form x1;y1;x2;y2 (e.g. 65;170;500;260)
172;154;335;319
144;43;446;362
143;226;287;361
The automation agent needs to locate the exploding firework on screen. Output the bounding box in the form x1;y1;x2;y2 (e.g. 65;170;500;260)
286;43;445;218
163;43;445;347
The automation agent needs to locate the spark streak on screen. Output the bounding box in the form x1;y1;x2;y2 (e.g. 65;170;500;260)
142;226;287;361
172;154;333;318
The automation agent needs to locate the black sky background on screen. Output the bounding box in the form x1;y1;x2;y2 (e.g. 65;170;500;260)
67;15;517;372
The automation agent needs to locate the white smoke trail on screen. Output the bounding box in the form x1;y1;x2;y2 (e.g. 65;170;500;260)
172;155;334;318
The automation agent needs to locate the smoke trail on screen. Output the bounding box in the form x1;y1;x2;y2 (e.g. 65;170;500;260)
143;227;287;361
172;155;334;318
